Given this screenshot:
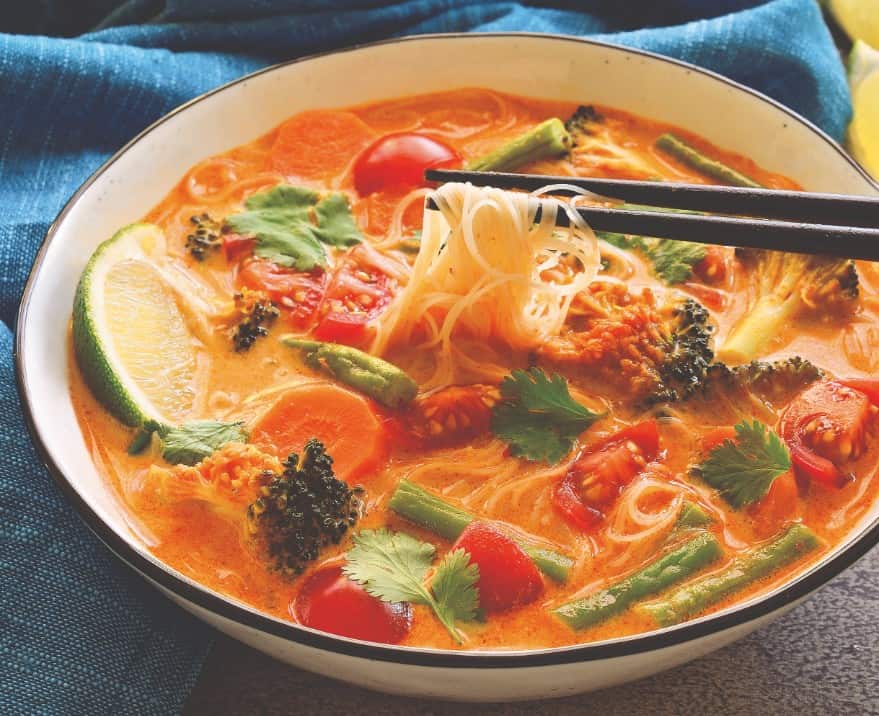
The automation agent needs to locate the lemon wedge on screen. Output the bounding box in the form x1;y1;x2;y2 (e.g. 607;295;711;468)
847;41;879;178
829;0;879;48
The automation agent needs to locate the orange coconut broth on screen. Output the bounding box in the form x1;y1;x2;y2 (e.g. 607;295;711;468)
70;89;879;650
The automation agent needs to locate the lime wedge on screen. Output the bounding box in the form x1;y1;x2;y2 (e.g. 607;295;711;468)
72;223;198;427
829;0;879;47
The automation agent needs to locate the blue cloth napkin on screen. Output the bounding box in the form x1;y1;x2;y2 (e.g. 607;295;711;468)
0;1;851;714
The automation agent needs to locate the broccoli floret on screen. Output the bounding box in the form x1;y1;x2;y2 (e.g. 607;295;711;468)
717;249;858;363
185;213;222;260
565;105;603;142
684;356;823;417
647;298;715;403
539;283;715;403
246;439;364;577
232;288;279;352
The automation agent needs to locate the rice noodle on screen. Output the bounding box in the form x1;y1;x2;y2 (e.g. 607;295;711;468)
603;468;687;569
371;182;601;388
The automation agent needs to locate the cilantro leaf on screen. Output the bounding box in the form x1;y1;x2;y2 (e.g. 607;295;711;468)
157;420;248;466
595;229;705;284
432;548;480;626
312;193;363;248
644;239;706;284
226;185;362;271
343;529;480;643
694;420;791;508
491;368;603;463
343;529;435;604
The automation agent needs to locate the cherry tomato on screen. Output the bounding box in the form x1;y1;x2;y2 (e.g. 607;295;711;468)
237;258;325;329
779;380;873;488
452;521;542;614
552;420;660;532
292;565;412;644
353;133;460;196
314;249;394;346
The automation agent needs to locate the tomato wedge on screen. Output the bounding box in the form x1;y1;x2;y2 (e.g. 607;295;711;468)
237;259;326;329
779;380;874;488
552;420;660;532
293;565;412;644
314;248;394;346
353;132;460;196
451;522;542;614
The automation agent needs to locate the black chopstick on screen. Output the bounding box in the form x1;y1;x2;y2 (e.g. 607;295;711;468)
425;168;879;229
423;196;879;262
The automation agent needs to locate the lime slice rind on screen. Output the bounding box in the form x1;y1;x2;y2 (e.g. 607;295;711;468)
72;223;197;427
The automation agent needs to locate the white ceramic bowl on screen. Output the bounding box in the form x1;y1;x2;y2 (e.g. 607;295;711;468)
15;34;879;702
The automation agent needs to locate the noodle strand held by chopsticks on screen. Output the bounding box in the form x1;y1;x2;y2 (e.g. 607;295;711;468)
371;182;601;388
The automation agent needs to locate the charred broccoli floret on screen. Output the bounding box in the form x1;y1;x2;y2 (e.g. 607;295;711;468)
648;298;715;403
185;213;223;260
232;288;279;352
246;439;364;577
717;249;858;363
681;356;823;421
538;283;714;403
565;105;603;141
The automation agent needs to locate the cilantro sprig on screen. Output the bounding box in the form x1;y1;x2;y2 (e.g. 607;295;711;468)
343;529;479;643
128;420;248;466
226;184;362;271
596;231;706;284
694;420;791;508
490;368;603;464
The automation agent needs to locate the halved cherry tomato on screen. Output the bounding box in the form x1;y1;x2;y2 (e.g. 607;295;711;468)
451;521;542;614
552;420;660;532
314;248;394;346
779;380;873;488
353;132;460;196
237;258;326;329
293;565;412;644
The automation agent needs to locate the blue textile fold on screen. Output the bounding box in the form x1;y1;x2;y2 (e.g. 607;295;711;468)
0;1;850;714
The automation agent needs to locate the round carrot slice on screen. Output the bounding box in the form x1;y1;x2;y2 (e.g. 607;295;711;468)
270;110;376;182
251;382;386;483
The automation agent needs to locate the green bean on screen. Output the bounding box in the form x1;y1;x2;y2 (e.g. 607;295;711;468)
281;337;417;409
466;118;571;172
553;532;722;630
639;523;821;627
655;133;762;188
388;479;574;582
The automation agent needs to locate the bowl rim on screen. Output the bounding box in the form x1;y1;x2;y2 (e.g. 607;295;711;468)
14;31;879;669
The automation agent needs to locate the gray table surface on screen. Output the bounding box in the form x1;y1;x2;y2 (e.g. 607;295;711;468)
183;544;878;715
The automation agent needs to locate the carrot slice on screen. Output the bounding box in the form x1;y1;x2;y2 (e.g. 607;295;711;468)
270;110;376;182
251;383;386;483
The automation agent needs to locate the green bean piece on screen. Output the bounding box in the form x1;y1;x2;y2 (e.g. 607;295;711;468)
655;133;762;188
676;501;713;530
639;523;821;627
388;479;573;582
281;337;417;409
553;532;722;630
466;118;571;172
